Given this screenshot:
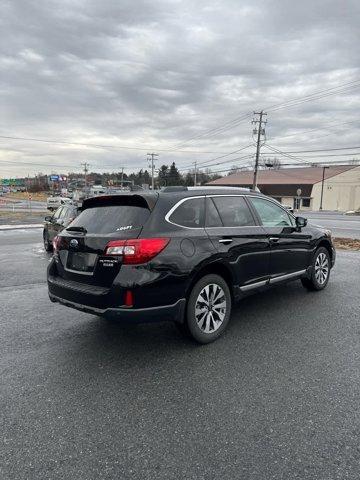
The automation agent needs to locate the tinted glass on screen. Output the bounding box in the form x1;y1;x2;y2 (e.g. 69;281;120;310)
206;198;223;227
70;205;150;234
169;197;205;228
250;197;293;227
212;196;255;227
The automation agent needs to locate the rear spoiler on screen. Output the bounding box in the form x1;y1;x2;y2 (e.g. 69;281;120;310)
81;193;159;211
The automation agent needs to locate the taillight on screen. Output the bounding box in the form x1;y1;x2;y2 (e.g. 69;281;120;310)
104;238;170;264
53;235;66;253
53;235;61;253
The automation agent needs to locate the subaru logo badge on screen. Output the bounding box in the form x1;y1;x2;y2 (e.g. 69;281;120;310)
70;239;79;248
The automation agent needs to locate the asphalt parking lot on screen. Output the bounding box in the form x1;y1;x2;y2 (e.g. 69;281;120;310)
1;229;360;480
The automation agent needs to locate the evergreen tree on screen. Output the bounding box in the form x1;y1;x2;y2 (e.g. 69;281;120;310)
168;162;182;185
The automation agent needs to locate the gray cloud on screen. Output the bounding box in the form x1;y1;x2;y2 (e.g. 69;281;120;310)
0;0;359;176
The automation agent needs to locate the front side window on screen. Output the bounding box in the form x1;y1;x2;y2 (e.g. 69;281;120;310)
168;197;205;228
250;197;294;227
212;196;255;227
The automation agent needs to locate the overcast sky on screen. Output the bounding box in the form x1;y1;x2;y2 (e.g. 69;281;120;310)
1;0;359;177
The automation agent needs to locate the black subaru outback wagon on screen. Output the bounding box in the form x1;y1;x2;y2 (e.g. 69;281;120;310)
47;187;335;343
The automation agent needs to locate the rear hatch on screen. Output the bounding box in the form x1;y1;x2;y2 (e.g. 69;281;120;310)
53;194;157;287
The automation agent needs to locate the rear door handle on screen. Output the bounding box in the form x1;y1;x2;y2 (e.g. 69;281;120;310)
269;237;279;243
219;238;233;245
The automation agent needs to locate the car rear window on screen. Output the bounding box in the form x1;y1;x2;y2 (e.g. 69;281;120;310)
69;205;150;234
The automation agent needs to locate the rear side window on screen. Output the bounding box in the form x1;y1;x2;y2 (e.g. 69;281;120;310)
212;196;255;227
206;198;223;227
168;197;205;228
69;205;150;234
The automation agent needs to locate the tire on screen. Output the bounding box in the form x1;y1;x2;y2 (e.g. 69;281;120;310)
184;274;232;344
43;231;53;252
301;247;331;291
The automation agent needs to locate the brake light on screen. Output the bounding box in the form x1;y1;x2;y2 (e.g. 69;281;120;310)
105;238;170;264
53;235;61;253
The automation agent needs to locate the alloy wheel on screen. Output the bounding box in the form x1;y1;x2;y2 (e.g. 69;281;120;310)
315;252;329;285
195;283;227;333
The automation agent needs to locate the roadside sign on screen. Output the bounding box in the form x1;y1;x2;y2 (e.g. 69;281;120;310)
50;175;59;182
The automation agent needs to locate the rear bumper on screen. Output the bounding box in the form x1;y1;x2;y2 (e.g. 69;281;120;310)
49;293;186;324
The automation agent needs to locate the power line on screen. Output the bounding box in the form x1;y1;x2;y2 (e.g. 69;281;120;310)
261;145;360;165
263;151;360;159
0;134;232;155
170;79;360;149
179;154;255;172
179;142;255;171
266;79;360;112
268;119;360;143
266;144;360;154
169;113;253;150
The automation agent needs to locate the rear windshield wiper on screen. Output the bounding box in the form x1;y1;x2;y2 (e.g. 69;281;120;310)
66;226;87;233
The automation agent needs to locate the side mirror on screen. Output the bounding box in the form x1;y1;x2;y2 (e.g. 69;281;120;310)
296;216;307;228
44;216;52;222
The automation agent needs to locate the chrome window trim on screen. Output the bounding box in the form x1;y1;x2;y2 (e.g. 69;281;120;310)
165;193;297;230
205;225;264;230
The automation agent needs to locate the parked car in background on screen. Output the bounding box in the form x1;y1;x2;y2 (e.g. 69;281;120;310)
43;204;79;251
90;185;107;196
47;196;72;211
47;187;335;344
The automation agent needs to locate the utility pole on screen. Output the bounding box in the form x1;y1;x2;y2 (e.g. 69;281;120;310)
120;167;124;189
319;166;329;210
252;111;267;190
194;161;197;186
81;162;90;188
147;153;158;190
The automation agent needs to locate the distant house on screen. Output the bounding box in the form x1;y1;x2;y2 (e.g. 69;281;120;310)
207;165;360;211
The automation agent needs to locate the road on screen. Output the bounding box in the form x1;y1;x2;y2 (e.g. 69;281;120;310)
0;197;47;212
303;211;360;239
1;229;360;480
